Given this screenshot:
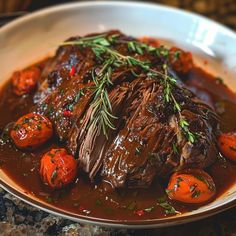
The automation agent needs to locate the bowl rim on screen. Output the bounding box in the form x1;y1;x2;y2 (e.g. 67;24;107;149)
1;179;236;229
1;0;236;37
1;0;236;229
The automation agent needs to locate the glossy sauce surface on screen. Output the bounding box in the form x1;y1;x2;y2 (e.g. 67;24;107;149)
0;59;236;221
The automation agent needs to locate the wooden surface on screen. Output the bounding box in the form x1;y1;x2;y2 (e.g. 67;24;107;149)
27;0;236;30
154;0;236;30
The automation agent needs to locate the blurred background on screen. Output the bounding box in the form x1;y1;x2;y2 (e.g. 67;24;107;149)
0;0;235;30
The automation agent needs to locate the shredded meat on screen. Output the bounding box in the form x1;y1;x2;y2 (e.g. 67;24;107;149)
33;31;219;189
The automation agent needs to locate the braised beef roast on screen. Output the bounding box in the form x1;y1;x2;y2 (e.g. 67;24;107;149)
33;31;219;189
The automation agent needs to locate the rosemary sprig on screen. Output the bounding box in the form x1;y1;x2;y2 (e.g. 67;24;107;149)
61;34;196;143
89;58;117;136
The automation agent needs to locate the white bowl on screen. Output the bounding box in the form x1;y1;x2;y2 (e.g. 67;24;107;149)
0;1;236;229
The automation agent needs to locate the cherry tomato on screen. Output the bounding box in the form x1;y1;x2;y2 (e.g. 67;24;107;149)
10;113;53;149
11;66;41;96
218;132;236;162
166;169;216;204
169;47;193;74
40;148;77;189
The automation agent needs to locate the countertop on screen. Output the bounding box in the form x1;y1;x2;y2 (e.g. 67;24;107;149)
2;186;236;236
1;0;236;235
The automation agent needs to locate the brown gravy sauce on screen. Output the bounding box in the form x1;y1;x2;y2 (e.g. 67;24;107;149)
0;59;236;220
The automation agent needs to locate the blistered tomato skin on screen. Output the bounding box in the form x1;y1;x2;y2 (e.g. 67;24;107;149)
166;169;216;204
10;113;53;149
40;148;77;189
169;47;193;74
11;66;41;96
218;132;236;162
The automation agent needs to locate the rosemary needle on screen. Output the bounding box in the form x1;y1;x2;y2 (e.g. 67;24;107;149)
61;34;196;143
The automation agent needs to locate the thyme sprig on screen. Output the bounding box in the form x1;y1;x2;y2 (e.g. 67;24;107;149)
162;64;196;143
61;34;196;142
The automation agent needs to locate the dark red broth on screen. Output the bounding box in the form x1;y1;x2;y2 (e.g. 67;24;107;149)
0;59;236;221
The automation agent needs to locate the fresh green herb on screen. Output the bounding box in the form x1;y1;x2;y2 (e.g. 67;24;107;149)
177;177;183;183
172;143;179;154
157;195;167;203
190;185;197;192
174;177;183;190
67;103;74;111
194;174;215;192
45;196;54;203
162;64;177;104
51;168;58;184
156;46;169;57
48;152;55;158
194;175;205;183
165;189;174;194
59;89;65;95
174;50;181;60
48;106;54;116
179;119;196;143
61;34;197;142
86;59;117;137
41;103;48;111
127;41;136;52
22;117;30;124
159;202;178;215
191;190;201;198
144;206;155;213
162;64;196;143
13;124;21;131
135;147;142;156
148;153;156;161
126;40;156;55
75;89;85;103
127;201;137;211
215;76;224;85
36;124;42;130
95;199;102;206
165;178;181;196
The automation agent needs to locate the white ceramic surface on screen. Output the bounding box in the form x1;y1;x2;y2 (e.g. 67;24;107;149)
0;1;236;228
